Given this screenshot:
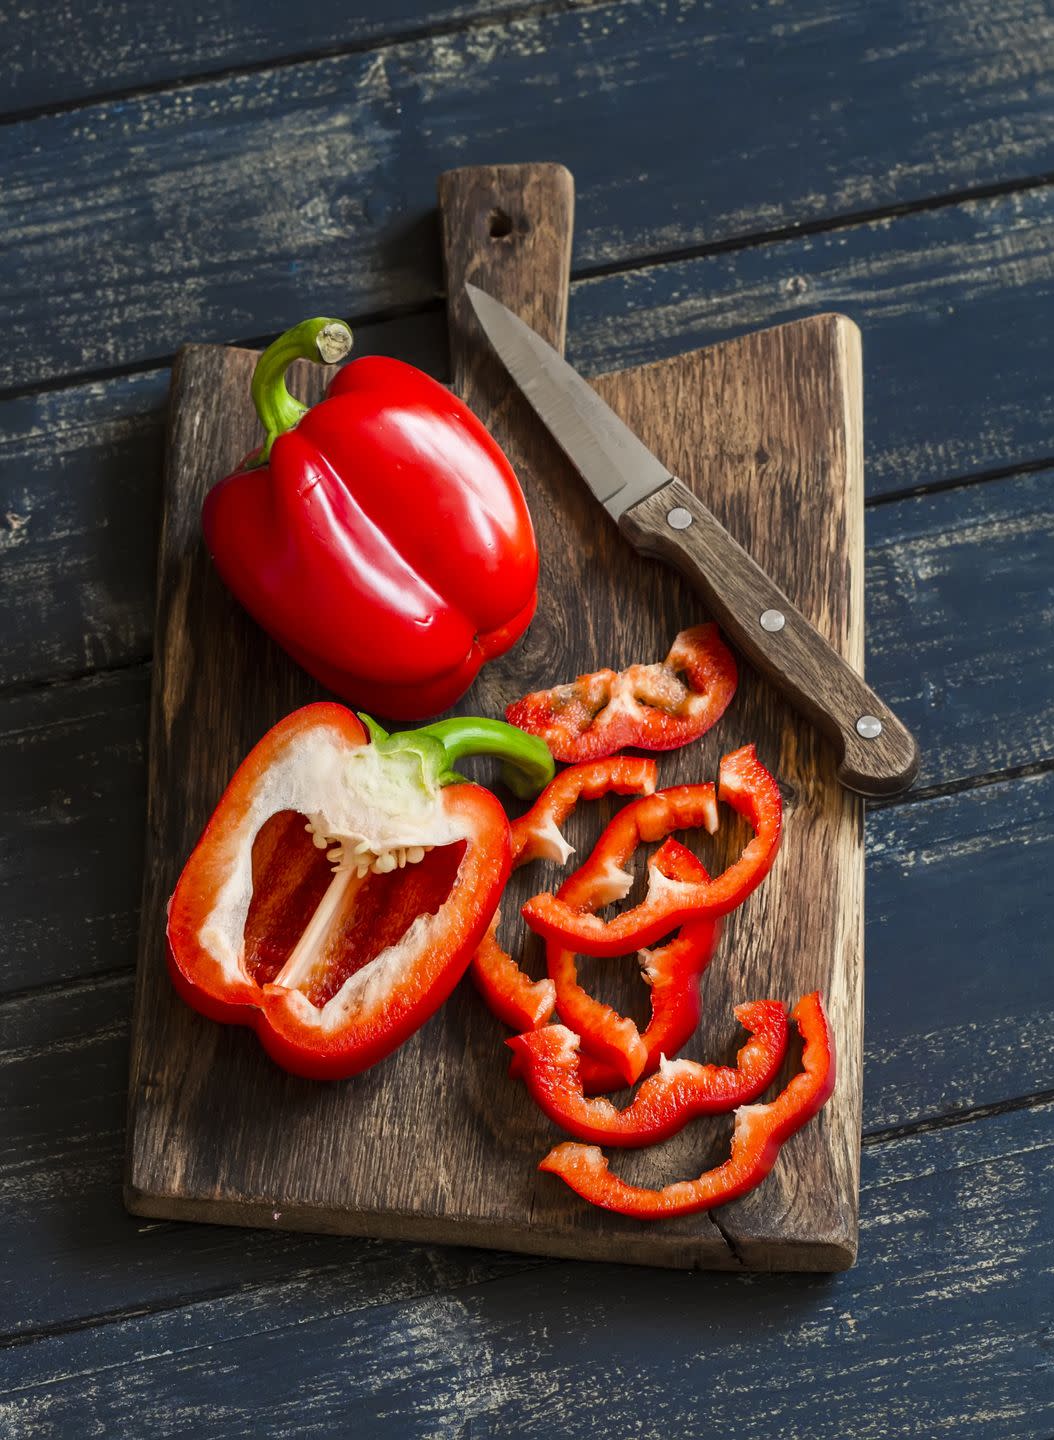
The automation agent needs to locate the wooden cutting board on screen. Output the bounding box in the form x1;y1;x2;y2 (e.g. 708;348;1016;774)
126;163;864;1271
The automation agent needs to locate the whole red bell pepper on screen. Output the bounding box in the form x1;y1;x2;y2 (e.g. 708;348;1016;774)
509;999;789;1146
544;838;722;1088
539;991;835;1216
471;756;658;1032
506;624;737;762
522;744;782;956
202;318;539;720
167;703;553;1079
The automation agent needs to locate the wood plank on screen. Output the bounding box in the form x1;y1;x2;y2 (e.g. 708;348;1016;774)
1;0;532;114
0;974;540;1343
4;470;1049;1002
865;770;1054;1128
0;374;166;685
1;770;1050;1336
3;0;1053;386
125;280;864;1262
865;468;1054;783
0;669;149;996
3;1101;1051;1436
569;187;1054;498
4;188;1054;693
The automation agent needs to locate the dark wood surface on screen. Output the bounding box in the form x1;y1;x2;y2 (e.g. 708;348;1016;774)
125;164;862;1269
2;0;1052;1431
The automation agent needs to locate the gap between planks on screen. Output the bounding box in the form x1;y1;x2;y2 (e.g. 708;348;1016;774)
0;1253;550;1355
0;0;614;130
0;454;1046;706
1;1092;1050;1360
2;172;1054;407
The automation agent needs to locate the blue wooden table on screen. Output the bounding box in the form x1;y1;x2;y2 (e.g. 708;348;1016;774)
2;2;1052;1433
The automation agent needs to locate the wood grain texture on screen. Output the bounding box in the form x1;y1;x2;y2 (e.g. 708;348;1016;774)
0;0;543;113
3;0;1053;386
581;318;864;1266
440;162;574;383
124;168;863;1268
4;769;1053;1338
6;1101;1053;1437
569;187;1054;497
5;187;1054;696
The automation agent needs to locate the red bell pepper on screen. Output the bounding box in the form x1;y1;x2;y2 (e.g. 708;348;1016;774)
544;839;721;1088
167;703;553;1079
506;624;737;762
509;999;788;1146
471;757;658;1031
202;318;539;721
539;991;835;1217
522;744;782;957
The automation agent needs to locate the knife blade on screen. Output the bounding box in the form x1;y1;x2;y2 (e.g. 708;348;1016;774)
466;282;919;797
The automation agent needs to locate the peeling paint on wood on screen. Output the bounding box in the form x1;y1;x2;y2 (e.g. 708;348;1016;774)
864;768;1054;1129
2;0;1054;386
4;191;1054;693
1;1101;1050;1435
568;188;1054;497
0;0;567;114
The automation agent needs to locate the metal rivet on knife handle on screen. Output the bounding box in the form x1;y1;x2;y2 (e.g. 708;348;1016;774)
617;479;920;796
464;286;920;796
855;715;883;740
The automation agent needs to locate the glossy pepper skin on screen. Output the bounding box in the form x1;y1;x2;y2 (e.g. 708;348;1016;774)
202;319;539;721
544;839;722;1089
471;756;659;1032
509;1000;789;1146
539;991;835;1216
167;703;553;1080
522;744;782;957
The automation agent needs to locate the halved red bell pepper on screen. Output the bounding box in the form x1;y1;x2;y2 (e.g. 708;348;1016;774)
505;624;737;762
471;756;658;1031
539;991;835;1217
510;999;788;1146
167;703;553;1079
522;744;782;957
202;318;538;721
544;838;721;1088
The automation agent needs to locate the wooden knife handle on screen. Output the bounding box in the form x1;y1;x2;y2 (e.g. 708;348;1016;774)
621;478;920;796
438;162;575;393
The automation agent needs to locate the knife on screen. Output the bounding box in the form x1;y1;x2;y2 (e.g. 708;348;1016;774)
466;283;919;797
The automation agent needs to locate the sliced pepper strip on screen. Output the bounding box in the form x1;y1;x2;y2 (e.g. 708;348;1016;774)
539;991;835;1218
506;624;737;762
510;999;788;1147
545;838;721;1087
471;757;658;1031
522;744;782;958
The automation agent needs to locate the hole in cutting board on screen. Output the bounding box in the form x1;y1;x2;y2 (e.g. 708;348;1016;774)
488;207;514;239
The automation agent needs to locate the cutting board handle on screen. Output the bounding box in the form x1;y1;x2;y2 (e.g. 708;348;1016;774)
438;163;575;394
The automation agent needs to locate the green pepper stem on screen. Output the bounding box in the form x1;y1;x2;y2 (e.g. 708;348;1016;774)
250;317;353;462
362;713;555;799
